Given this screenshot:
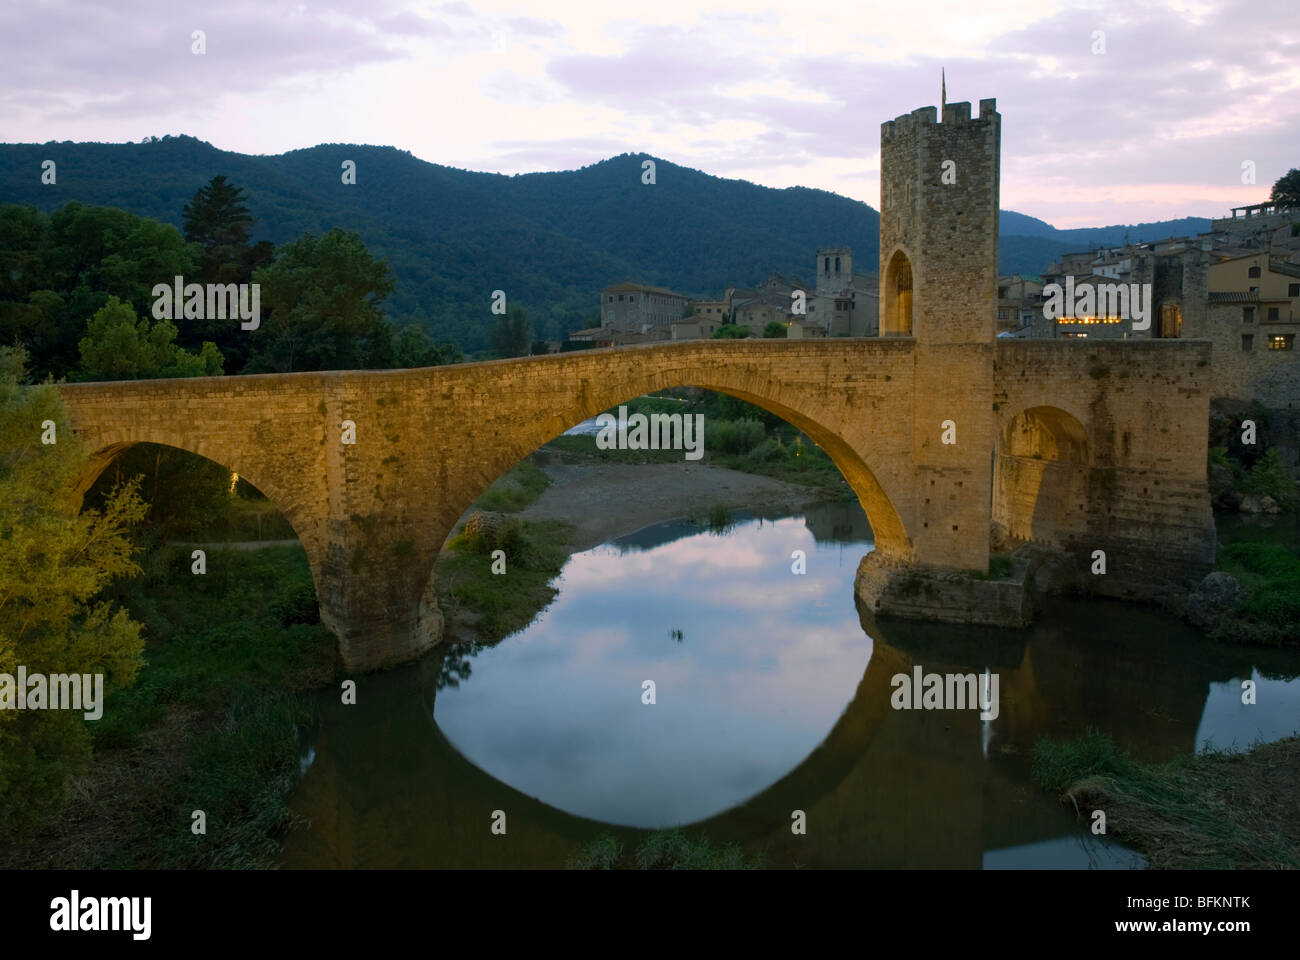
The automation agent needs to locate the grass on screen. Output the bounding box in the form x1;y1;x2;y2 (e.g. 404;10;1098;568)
474;460;551;513
1031;730;1300;869
567;828;764;870
6;543;342;869
1211;542;1300;646
966;555;1015;580
437;519;572;643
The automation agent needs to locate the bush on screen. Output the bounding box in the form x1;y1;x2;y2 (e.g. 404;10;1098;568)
707;418;766;455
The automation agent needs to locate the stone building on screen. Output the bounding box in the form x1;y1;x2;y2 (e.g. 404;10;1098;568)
598;282;690;332
996;274;1043;335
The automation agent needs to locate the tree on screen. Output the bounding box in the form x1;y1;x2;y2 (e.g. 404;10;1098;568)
491;307;532;358
181;176;273;370
76;296;224;381
1271;168;1300;210
245;230;396;373
712;323;751;339
763;321;788;338
391;324;462;368
0;346;147;832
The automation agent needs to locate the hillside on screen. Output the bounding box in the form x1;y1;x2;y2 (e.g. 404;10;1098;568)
0;136;1210;349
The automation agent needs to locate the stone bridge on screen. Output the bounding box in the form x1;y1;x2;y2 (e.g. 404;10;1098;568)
57;335;1215;671
54;95;1218;670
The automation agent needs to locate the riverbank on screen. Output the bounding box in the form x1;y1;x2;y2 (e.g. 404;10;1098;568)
1033;731;1300;869
435;443;840;646
0;545;340;869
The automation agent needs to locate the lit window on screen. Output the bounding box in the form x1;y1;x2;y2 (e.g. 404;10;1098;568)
1268;335;1293;350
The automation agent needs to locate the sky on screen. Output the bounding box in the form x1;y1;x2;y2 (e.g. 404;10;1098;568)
2;0;1297;228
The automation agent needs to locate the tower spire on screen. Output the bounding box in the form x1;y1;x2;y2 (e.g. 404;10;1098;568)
941;68;947;118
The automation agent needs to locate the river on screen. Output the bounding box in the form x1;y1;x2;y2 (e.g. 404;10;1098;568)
278;500;1300;869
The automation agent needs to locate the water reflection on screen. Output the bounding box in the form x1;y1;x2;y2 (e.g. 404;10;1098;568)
279;501;1300;869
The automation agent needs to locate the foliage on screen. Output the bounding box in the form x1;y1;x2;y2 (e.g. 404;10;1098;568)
0;202;197;379
0;352;148;832
1213;542;1300;645
707;418;766;455
568;829;763;870
762;321;788;338
474;460;551;513
75;296;224;381
491;307;532;359
245;228;395;373
1271;167;1300;209
1032;730;1299;869
438;520;571;642
712;323;751;339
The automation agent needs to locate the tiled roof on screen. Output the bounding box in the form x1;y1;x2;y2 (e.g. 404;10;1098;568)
602;281;685;296
1207;292;1259;303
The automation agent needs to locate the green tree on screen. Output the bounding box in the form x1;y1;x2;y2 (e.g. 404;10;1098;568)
246;230;395;373
76;296;224;381
0;203;197;380
762;321;788;338
181;176;274;370
1271;168;1300;210
712;323;751;339
0;346;147;831
491;307;532;358
391;324;463;368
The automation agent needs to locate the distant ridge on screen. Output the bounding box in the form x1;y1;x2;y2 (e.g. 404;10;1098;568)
0;136;1211;349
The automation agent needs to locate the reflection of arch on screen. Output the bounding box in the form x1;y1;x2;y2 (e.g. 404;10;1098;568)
284;634;910;866
881;249;914;337
992;405;1091;548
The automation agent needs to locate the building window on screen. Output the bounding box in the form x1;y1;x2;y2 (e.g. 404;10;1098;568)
1061;331;1088;339
824;257;830;273
1248;265;1261;278
1242;334;1253;351
608;296;613;303
835;257;841;274
1290;283;1300;297
1159;303;1183;338
1243;307;1254;323
1268;335;1294;350
1268;307;1280;322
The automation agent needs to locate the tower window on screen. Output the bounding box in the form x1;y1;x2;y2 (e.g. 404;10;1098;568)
835;257;841;274
824;257;830;273
1242;334;1253;351
1243;307;1254;323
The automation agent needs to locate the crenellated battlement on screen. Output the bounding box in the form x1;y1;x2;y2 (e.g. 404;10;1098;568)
881;98;998;142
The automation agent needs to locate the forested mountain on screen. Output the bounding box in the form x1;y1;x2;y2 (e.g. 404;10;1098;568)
0;136;1210;349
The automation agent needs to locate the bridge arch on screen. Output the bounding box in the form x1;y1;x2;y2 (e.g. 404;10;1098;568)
445;371;913;566
992;404;1092;549
70;435;329;613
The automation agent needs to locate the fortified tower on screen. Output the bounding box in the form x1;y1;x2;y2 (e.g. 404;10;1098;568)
879;97;1001;571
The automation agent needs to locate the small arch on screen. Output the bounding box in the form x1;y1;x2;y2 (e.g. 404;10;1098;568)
992;405;1091;549
881;249;914;337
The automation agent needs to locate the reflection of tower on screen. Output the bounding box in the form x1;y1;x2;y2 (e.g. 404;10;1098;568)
878;93;1000;570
